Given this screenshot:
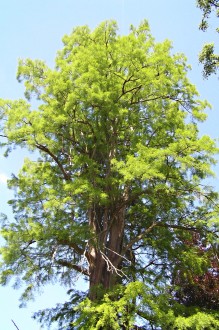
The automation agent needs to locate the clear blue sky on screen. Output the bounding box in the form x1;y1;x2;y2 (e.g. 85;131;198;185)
0;1;219;329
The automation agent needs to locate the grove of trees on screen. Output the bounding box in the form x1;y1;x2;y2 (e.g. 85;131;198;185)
0;20;219;329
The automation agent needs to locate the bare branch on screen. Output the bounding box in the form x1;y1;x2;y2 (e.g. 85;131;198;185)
100;250;127;278
105;246;131;265
11;320;20;330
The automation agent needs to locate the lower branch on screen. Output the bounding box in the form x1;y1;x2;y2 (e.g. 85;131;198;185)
56;260;89;276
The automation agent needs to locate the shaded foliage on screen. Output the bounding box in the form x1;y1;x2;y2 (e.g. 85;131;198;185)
172;232;219;311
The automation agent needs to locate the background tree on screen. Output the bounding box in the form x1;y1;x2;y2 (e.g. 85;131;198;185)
172;232;219;310
0;21;219;329
197;0;219;77
168;1;219;316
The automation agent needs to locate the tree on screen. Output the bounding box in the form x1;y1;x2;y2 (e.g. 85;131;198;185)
197;0;219;77
172;232;219;310
0;20;219;329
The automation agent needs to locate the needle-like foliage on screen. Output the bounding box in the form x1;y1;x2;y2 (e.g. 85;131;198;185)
0;20;219;329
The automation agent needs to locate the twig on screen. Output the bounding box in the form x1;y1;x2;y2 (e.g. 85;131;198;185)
105;247;131;264
100;250;128;278
11;320;20;330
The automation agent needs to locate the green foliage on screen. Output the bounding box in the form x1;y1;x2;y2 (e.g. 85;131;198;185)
173;312;219;330
37;281;219;330
73;282;144;329
197;0;219;77
199;43;219;77
197;0;219;31
0;20;219;329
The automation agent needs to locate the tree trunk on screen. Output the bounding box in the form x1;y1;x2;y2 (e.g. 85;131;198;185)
88;203;125;300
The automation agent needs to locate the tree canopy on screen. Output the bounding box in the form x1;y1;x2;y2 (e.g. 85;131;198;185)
0;20;219;329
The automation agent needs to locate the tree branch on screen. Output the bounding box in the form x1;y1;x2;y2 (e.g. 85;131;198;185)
122;221;198;259
122;222;158;257
56;260;89;276
35;143;70;180
208;0;219;8
57;239;84;255
11;320;20;330
130;94;170;105
156;223;198;232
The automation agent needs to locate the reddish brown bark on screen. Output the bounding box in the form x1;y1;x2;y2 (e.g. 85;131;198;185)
87;203;126;300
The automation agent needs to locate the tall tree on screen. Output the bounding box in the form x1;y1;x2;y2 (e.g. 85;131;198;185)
197;0;219;77
0;21;219;329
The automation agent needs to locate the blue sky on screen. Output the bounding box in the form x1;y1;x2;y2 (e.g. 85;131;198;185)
0;1;219;329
